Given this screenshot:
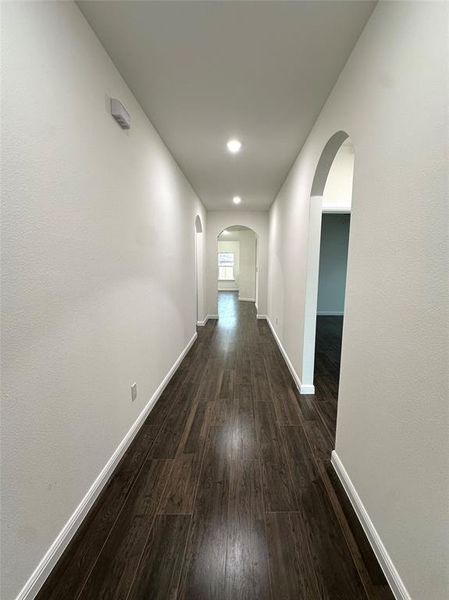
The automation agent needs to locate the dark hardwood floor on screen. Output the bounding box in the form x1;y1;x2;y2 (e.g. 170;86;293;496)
37;292;393;600
313;315;344;440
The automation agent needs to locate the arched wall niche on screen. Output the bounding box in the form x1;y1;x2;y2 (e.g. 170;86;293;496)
194;214;203;233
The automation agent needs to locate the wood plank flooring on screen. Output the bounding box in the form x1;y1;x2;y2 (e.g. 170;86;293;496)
37;292;393;600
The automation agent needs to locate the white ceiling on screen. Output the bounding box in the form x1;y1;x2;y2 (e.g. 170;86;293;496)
78;1;375;211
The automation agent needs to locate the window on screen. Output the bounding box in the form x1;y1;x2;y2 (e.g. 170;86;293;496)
218;252;234;280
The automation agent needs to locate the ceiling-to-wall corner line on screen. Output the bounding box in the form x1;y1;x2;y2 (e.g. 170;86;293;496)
143;115;207;207
267;2;377;212
76;0;207;210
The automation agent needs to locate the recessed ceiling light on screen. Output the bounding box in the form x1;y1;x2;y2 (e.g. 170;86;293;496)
233;196;242;205
227;139;242;154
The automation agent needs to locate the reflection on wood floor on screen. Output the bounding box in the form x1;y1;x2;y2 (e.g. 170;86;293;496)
37;291;393;600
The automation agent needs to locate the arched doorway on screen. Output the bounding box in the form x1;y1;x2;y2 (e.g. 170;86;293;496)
216;225;258;320
301;132;354;404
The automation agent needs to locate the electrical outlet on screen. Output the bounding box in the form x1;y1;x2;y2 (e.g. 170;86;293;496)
131;383;137;402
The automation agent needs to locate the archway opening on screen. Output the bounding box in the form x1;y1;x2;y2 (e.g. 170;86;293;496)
216;225;258;324
302;132;354;442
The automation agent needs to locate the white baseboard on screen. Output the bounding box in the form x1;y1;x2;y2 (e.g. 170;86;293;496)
207;314;219;320
264;317;315;394
299;383;315;394
266;317;315;393
238;297;256;302
331;451;411;600
16;332;198;600
317;311;344;316
197;316;208;326
265;317;303;392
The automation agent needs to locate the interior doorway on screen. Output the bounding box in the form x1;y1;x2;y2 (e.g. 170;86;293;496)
301;133;354;432
314;213;351;424
216;225;258;318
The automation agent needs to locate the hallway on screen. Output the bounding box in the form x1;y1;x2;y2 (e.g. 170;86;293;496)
37;293;392;600
3;3;448;598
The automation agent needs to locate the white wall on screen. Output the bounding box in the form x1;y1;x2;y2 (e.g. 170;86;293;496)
322;140;354;211
317;214;350;315
0;2;206;598
195;215;207;324
236;230;257;301
206;211;268;316
267;2;449;599
217;240;240;291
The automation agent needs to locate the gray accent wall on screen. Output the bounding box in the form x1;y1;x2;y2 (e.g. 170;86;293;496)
317;214;350;315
